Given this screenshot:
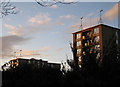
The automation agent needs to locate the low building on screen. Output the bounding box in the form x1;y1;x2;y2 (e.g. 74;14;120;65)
10;58;61;70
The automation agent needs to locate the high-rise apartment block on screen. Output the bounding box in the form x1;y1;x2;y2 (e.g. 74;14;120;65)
73;24;120;68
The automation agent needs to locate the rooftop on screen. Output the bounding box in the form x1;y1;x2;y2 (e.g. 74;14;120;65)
72;24;119;34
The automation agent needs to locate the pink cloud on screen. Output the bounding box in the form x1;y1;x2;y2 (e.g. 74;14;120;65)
60;14;75;19
51;4;58;8
103;2;118;21
29;13;51;25
56;48;63;52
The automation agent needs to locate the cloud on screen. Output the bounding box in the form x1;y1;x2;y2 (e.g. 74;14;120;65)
56;48;63;52
4;24;15;30
59;14;75;19
15;46;51;57
29;13;51;25
4;13;52;36
21;50;40;56
66;2;119;34
0;35;32;58
54;19;65;26
50;4;58;8
103;2;118;22
37;46;51;52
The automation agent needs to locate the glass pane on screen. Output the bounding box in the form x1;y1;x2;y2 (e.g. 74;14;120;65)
77;49;81;55
79;56;82;62
77;33;81;39
94;28;99;34
94;36;100;44
77;41;81;46
94;45;100;51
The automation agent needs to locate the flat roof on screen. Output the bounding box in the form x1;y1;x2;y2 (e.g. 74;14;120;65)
72;24;119;34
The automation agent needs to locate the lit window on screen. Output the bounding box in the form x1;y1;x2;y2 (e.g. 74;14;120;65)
83;51;85;55
87;40;90;46
16;63;19;66
15;62;17;64
85;43;87;47
77;41;81;46
82;36;85;39
77;33;81;39
77;49;81;55
89;32;92;37
94;28;99;34
79;56;82;62
88;42;89;46
87;31;92;37
79;65;82;68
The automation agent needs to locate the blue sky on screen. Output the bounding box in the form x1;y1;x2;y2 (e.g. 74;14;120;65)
1;1;119;66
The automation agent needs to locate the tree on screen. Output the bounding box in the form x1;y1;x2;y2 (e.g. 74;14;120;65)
0;0;18;18
35;0;77;7
69;42;79;70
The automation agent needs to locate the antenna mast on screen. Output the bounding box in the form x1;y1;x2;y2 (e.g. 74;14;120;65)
14;51;16;58
20;50;22;57
80;16;83;30
98;9;103;24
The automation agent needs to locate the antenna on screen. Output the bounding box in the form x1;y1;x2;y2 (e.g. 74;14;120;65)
14;51;16;58
20;50;22;57
98;9;103;24
80;16;83;30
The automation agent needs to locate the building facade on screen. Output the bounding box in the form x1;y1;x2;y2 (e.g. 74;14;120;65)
73;24;120;68
10;58;60;70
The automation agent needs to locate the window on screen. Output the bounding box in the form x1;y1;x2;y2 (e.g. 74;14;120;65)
94;28;99;34
85;43;87;47
77;41;81;46
94;36;100;44
82;36;85;39
77;49;81;55
79;56;82;62
87;40;90;46
77;33;81;39
16;63;19;66
94;45;100;51
87;31;92;37
83;51;85;55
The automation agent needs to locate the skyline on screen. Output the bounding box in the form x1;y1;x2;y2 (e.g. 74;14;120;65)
1;1;119;66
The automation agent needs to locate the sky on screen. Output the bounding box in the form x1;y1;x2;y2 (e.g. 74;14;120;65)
0;1;119;66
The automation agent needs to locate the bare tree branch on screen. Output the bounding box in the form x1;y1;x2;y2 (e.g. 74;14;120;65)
35;0;77;7
0;0;19;18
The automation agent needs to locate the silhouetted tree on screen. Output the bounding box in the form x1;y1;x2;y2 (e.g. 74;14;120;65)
35;0;77;7
0;0;18;18
69;42;79;70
